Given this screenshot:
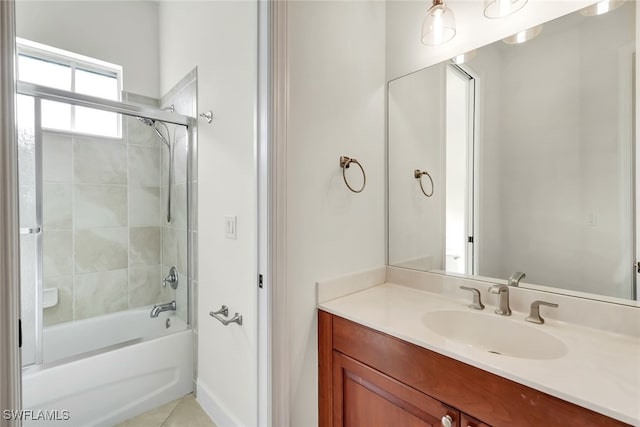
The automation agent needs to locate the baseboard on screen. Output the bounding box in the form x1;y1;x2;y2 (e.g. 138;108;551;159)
196;380;243;427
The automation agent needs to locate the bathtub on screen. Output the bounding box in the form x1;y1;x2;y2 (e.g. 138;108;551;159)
22;308;193;427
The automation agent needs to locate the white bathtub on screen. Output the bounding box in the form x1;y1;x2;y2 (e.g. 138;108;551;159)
22;308;194;427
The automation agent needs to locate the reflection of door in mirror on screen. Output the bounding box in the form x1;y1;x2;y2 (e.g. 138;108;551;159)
445;65;475;275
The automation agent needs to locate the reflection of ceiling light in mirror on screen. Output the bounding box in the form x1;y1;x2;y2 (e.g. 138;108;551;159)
502;25;543;44
451;50;477;64
484;0;528;18
579;0;624;16
421;0;456;46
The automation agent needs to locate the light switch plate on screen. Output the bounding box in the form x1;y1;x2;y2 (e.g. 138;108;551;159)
225;215;237;239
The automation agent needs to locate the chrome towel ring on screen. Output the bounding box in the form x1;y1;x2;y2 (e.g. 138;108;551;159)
414;169;434;197
340;156;366;193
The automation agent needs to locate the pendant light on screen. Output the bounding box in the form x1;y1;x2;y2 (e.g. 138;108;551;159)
421;0;456;46
451;50;477;65
502;24;543;44
484;0;528;19
579;0;624;16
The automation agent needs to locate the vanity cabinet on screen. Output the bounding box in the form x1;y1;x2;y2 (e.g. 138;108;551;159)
318;310;629;427
333;350;459;426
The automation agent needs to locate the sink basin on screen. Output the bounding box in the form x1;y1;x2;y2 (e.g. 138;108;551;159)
422;310;568;360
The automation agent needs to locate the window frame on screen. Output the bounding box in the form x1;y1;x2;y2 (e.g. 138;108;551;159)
16;37;124;138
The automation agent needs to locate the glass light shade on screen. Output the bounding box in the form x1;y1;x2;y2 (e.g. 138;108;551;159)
484;0;528;18
451;50;477;64
579;0;624;16
502;24;543;45
421;1;456;46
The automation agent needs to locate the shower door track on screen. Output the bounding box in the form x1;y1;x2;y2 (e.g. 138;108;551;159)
17;81;194;126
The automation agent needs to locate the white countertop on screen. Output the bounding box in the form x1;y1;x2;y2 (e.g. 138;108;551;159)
319;283;640;425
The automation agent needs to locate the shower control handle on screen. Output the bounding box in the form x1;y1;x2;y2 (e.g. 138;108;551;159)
163;266;179;290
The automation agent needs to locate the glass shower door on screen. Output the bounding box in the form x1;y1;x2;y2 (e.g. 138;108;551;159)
17;93;42;367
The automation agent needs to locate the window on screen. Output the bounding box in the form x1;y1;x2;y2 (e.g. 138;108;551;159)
17;38;123;138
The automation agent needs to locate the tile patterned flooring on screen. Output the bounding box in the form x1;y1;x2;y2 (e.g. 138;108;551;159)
115;394;217;427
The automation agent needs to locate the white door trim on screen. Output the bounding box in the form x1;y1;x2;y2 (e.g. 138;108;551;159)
258;0;290;426
0;0;23;425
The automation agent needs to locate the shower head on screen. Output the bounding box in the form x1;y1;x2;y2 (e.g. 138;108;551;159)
136;116;155;127
136;116;170;150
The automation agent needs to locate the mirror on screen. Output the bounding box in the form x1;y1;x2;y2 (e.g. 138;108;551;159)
388;2;638;304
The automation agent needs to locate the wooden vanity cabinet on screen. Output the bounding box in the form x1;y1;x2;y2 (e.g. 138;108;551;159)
461;413;490;427
333;351;458;426
318;310;630;427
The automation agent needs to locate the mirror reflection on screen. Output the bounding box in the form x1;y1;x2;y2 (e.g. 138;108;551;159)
388;2;637;302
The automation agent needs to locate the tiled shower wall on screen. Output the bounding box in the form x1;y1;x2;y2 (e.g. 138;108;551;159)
42;110;174;325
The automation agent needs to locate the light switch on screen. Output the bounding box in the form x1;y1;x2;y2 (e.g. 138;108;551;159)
587;212;597;226
225;215;237;239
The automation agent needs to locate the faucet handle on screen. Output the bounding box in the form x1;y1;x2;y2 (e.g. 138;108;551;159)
460;286;485;310
508;271;526;287
526;300;558;324
163;266;179;290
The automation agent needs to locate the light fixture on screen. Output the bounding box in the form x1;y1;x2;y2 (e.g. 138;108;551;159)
579;0;624;16
502;24;543;44
451;50;477;64
421;0;456;46
484;0;528;18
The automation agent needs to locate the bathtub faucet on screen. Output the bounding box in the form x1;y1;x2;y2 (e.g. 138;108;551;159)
150;300;177;318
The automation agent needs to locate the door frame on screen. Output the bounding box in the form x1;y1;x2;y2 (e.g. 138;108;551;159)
446;63;478;276
0;0;23;424
258;0;290;426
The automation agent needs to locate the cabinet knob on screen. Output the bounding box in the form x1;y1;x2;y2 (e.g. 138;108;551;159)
441;415;453;427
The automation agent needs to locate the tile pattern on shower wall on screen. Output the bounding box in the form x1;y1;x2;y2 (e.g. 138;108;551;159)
42;99;168;326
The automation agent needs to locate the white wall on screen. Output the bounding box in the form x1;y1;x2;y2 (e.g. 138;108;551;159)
468;44;504;278
15;1;160;98
158;2;258;426
286;1;386;425
388;65;445;270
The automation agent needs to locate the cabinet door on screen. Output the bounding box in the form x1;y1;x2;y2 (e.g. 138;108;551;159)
332;351;459;427
461;413;491;427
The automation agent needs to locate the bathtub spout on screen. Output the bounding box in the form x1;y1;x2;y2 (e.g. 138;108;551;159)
150;300;177;318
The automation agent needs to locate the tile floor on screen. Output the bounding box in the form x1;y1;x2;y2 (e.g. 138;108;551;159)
115;394;217;427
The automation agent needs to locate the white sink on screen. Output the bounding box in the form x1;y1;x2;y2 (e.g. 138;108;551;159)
422;310;568;360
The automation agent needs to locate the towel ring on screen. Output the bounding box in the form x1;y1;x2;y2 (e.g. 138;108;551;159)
414;169;434;197
340;156;366;193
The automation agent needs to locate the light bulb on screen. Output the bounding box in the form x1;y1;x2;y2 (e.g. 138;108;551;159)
498;0;511;17
502;25;543;45
580;0;625;16
484;0;528;18
421;0;456;46
451;50;477;65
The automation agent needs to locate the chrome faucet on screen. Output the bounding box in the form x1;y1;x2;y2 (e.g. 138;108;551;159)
507;271;526;287
488;284;511;316
150;300;176;318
